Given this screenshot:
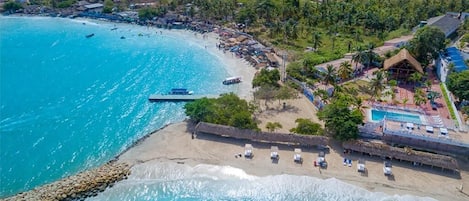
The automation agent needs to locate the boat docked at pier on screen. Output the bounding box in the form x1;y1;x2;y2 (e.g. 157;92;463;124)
169;88;193;95
222;76;242;85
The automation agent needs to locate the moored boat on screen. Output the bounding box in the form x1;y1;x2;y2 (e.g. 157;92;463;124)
222;76;242;85
86;33;95;38
169;88;193;95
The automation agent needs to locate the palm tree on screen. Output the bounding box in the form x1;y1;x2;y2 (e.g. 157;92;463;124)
352;46;367;73
369;70;386;101
338;61;353;81
402;98;409;107
413;87;427;106
366;43;376;68
266;122;282;132
311;31;322;50
351;97;369;116
323;64;337;87
409;72;423;84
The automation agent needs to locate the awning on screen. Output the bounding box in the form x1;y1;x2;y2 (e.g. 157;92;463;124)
406;122;414;129
440;128;448;135
426;126;434;133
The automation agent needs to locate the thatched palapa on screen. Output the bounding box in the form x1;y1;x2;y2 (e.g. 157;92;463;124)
383;49;423;80
195;122;328;147
343;140;459;171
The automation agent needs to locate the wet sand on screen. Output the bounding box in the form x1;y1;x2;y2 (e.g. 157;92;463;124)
118;121;469;201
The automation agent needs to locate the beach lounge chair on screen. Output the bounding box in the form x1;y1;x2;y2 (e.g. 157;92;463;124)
347;159;352;167
293;148;302;164
357;159;366;173
383;161;392;176
318;151;327;168
270;146;279;160
244;144;253;158
343;158;347;166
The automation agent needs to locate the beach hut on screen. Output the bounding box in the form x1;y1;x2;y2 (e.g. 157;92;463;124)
357;159;366;174
270;146;279;160
244;144;253;158
294;148;302;164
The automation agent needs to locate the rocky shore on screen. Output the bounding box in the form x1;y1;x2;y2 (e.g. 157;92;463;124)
3;162;131;201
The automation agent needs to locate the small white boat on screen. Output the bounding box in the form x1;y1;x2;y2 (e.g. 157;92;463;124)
222;76;242;85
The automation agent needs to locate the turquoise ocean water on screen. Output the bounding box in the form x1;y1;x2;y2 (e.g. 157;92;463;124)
0;17;435;200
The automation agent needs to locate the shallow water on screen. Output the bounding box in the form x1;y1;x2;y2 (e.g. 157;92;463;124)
0;17;437;201
0;16;233;197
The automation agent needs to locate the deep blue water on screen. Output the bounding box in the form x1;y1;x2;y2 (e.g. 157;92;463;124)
0;16;231;197
0;17;436;201
371;109;422;124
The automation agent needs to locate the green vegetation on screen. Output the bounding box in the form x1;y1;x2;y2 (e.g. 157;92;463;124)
440;83;457;121
138;7;166;20
252;68;280;88
55;0;76;8
103;0;114;13
3;0;23;12
446;70;469;101
184;93;258;130
289;118;323;135
318;93;364;141
265;122;282;132
409;26;446;65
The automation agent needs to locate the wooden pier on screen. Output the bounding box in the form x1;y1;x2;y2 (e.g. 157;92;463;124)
148;94;219;101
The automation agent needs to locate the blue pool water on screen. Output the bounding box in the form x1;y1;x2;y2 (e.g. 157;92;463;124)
371;109;422;124
0;17;436;201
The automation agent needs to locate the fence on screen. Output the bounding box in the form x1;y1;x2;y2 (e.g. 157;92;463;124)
195;122;329;147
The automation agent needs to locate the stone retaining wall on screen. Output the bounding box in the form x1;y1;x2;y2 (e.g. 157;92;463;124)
3;162;131;201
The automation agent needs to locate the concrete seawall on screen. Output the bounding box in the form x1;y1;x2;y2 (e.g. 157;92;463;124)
3;162;131;201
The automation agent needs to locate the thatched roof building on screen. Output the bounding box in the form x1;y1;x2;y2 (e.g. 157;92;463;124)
383;49;423;80
343;140;459;171
195;122;328;147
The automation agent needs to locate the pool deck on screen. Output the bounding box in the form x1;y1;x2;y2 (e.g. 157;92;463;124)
383;120;469;147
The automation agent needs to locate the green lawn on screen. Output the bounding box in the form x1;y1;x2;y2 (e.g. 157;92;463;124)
440;83;458;125
342;80;372;100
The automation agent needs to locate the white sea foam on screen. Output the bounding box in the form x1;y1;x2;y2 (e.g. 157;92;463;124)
87;163;437;201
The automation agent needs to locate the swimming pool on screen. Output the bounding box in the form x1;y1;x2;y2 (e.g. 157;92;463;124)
370;109;422;124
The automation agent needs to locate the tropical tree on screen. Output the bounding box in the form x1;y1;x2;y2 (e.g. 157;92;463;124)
413;88;427;106
289;118;323;135
313;89;330;103
409;26;446;65
446;70;469;101
402;97;409;107
338;61;353;81
323;64;337;87
352;46;367;72
311;31;322;50
252;68;281;88
3;0;22;13
254;85;278;108
266;122;283;132
276;85;297;105
318;96;363;141
184;93;258;130
369;70;386;101
409;72;423;84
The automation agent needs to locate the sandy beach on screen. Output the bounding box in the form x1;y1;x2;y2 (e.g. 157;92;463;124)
118;121;469;201
157;28;257;100
117;26;469;201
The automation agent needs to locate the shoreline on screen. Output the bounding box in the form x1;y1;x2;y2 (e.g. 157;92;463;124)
117;121;469;201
